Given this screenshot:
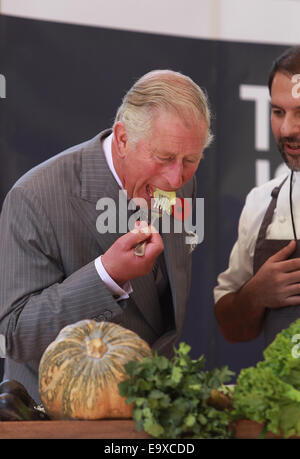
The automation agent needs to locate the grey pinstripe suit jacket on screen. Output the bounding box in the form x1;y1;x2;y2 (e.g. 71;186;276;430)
0;130;195;402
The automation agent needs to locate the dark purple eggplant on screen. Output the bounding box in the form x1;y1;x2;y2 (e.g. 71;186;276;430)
0;379;37;409
0;379;50;420
0;392;40;421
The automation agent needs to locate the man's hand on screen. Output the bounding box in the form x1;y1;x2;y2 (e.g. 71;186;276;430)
215;240;300;342
101;221;164;286
247;240;300;310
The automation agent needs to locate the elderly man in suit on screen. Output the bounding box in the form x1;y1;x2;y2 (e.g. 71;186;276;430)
0;69;212;402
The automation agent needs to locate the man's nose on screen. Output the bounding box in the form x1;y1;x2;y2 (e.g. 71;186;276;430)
280;113;300;137
164;161;183;189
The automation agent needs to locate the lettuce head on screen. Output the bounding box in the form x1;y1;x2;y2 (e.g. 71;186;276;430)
232;318;300;437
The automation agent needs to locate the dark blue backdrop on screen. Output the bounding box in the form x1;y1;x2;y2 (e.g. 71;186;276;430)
0;14;288;381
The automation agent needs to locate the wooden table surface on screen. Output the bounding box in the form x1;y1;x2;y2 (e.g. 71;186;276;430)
0;419;150;439
0;418;295;439
234;419;299;439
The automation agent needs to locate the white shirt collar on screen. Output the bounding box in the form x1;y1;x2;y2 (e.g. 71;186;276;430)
102;133;124;189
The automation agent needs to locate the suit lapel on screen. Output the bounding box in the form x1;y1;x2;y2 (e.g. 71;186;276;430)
69;130;124;253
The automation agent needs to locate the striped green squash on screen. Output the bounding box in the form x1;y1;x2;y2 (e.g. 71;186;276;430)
38;320;152;420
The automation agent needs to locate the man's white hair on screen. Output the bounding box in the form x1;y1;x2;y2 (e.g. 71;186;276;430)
114;69;213;149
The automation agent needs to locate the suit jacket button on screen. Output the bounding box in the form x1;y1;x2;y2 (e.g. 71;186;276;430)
104;310;112;320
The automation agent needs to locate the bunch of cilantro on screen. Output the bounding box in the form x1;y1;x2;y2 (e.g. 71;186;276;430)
232;318;300;438
118;342;234;439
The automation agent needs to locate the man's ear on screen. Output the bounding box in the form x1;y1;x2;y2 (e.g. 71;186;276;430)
113;122;128;158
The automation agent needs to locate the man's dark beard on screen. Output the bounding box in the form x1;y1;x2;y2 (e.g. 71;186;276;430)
277;136;300;171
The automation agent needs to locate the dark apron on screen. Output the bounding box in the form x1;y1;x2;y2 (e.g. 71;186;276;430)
253;176;300;347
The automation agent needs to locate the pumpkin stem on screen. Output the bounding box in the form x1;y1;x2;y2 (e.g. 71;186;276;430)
85;338;108;358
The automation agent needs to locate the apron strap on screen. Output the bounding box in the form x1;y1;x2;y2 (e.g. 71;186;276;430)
255;175;288;245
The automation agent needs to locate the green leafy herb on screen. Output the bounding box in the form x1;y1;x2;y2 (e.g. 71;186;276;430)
119;342;234;439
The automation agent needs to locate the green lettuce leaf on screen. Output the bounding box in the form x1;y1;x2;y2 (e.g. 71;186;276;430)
233;318;300;437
